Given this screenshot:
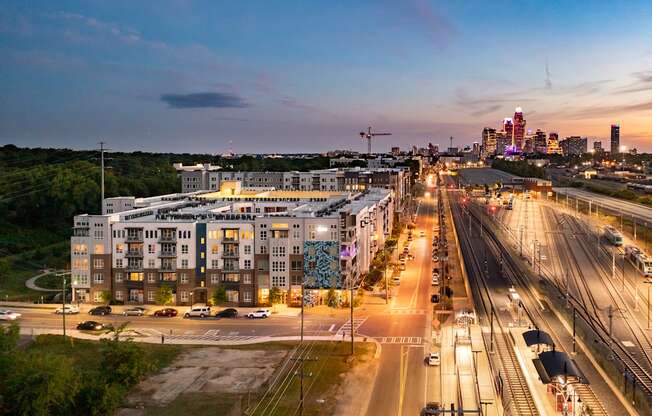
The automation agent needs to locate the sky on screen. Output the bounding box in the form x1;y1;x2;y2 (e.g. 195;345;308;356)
2;0;652;154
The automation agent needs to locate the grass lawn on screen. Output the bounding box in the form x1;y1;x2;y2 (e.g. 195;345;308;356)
144;392;241;416
26;334;182;374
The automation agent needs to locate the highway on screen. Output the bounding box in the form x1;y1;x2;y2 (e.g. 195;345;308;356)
554;186;652;225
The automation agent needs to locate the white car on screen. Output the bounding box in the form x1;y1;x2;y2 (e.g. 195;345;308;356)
55;305;80;314
432;277;439;286
246;309;271;319
428;352;441;366
0;309;21;321
392;276;401;286
184;306;211;318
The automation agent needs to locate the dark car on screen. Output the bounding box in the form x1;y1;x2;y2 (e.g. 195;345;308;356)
76;321;104;331
215;308;238;318
153;308;178;317
88;306;112;316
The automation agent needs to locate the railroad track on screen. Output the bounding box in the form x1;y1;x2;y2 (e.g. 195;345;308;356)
451;195;538;416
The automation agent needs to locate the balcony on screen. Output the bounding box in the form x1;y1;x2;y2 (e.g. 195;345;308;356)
125;234;143;243
222;250;239;259
159;234;176;243
159;264;176;272
159;250;177;258
126;263;143;272
125;249;144;257
73;227;90;237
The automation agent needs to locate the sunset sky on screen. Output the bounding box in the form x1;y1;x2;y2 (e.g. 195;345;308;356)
2;0;652;153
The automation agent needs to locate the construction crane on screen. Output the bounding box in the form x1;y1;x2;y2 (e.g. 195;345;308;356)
359;126;391;155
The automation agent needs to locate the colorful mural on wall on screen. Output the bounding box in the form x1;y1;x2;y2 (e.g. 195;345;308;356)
303;240;341;289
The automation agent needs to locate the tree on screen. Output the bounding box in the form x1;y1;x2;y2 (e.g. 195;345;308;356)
99;290;112;304
269;287;283;305
325;287;338;308
211;286;227;306
155;284;174;306
4;352;78;416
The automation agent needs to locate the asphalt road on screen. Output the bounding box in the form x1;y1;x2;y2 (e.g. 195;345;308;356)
458;168;518;186
365;195;437;416
554;186;652;224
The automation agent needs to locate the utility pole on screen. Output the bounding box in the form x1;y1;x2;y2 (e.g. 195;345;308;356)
58;271;66;340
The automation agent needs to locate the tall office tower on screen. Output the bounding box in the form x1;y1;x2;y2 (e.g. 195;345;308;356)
546;132;562;155
495;131;510;155
502;118;514;151
481;127;497;158
472;142;481;156
560;136;588;156
611;124;620;155
512;107;526;151
533;129;548;153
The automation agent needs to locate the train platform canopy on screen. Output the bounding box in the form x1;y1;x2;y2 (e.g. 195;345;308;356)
522;329;554;347
532;350;588;385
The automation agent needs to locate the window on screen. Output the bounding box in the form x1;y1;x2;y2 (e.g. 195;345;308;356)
244;259;252;270
223;273;239;282
181;259;188;268
260;231;267;240
115;273;123;283
148;273;155;283
115;291;123;301
95;244;104;254
223;259;238;272
211;259;219;269
260;245;267;254
226;290;239;302
244;245;251;255
291;260;302;271
148;291;155;302
243;290;252;303
93;258;104;269
116;259;123;268
181;245;188;254
257;260;268;272
293;246;300;255
223;229;239;241
148;259;155;268
180;291;188;302
272;276;286;287
180;273;189;284
93;292;102;302
240;230;254;240
211;274;219;284
93;273;104;284
242;273;252;284
211;244;219;254
115;244;123;254
148;244;155;254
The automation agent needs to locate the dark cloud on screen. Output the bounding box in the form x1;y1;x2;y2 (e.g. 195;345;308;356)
614;71;652;94
161;92;249;109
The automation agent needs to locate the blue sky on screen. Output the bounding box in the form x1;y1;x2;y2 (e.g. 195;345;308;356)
2;0;652;153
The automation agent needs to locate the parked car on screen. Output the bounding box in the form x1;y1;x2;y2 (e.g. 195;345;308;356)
55;305;80;314
123;307;146;316
392;276;401;286
88;306;112;316
407;253;415;260
215;308;238;318
428;352;441;366
76;320;104;331
246;309;271;319
0;309;21;321
184;306;211;318
432;277;439;286
153;308;178;317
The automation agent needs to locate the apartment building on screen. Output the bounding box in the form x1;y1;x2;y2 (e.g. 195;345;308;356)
70;184;394;307
176;165;411;208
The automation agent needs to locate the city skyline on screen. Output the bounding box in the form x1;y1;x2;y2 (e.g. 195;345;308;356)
2;1;652;153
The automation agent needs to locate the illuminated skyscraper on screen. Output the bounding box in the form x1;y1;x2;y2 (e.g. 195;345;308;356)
502;118;513;150
512;107;526;151
610;124;620;155
481;127;497;157
546;132;562;155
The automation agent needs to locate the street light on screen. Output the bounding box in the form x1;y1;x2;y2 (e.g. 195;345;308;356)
620;145;627;169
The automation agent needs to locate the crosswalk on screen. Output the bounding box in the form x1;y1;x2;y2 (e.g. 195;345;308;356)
336;317;368;336
389;309;427;315
374;336;423;345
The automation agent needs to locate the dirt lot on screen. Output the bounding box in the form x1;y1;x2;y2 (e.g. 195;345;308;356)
121;347;289;415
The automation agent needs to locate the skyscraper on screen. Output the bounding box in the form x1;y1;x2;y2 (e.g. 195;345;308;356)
611;124;620;155
560;136;588;156
546;132;562;155
502;118;513;151
481;127;497;158
512;107;526;151
495;131;509;155
533;129;547;153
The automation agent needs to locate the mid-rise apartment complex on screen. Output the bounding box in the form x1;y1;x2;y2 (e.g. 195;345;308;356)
71;182;395;308
175;164;411;208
